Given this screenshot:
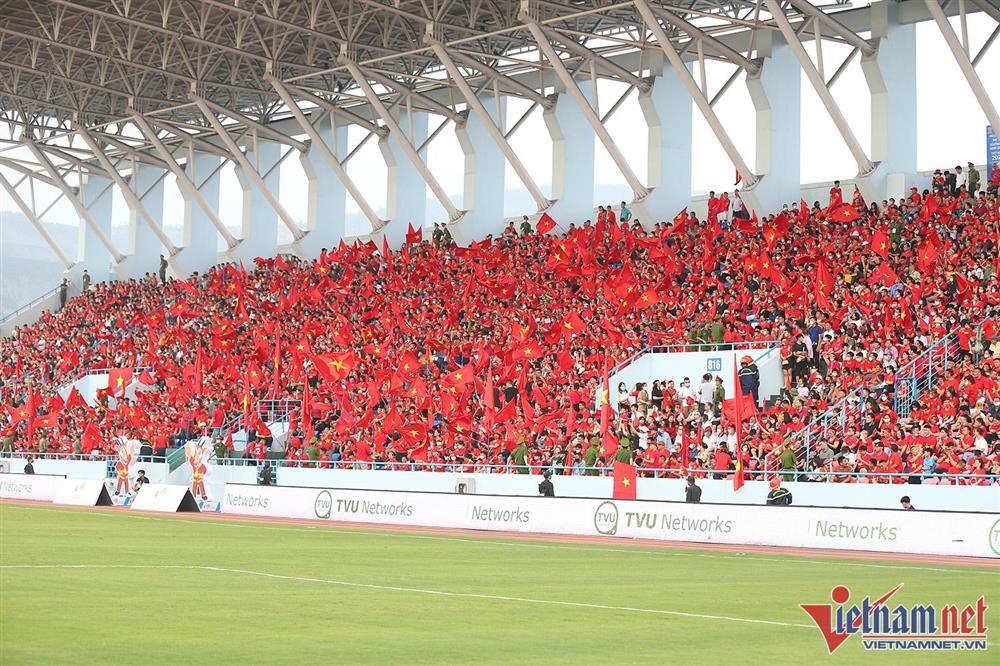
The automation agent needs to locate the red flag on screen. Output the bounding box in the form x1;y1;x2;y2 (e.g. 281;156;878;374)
65;387;88;411
31;413;58;430
815;261;835;310
301;381;314;446
536;212;556;234
871;262;900;287
442;364;474;389
828;203;861;223
312;352;357;383
612;461;637;500
81;423;103;453
405;222;423;246
870;230;889;260
107;368;133;398
484;368;496;431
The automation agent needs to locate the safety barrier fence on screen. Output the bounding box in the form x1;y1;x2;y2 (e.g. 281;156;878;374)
2;452;995;484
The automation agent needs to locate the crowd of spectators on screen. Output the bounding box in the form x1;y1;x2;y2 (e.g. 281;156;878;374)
1;166;998;484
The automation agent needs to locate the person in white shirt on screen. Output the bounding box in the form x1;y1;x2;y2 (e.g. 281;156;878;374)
954;165;967;193
697;373;715;417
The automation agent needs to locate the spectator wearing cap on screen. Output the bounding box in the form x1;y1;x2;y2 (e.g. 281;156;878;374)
967;162;979;194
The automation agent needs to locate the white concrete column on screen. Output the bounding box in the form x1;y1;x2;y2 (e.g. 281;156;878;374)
637;54;693;224
174;151;223;276
544;82;596;226
293;116;348;259
746;32;802;212
117;164;166;279
863;0;918;200
78;174;115;283
378;108;429;248
450;96;508;245
231;139;281;264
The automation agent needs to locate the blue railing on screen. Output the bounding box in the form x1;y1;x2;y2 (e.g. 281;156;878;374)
893;318;989;418
212;457;998;484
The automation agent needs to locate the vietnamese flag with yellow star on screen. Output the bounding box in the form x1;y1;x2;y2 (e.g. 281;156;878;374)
612;461;637;500
107;368;133;397
312;352;357;383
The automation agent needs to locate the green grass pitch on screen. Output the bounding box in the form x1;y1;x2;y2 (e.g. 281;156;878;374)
1;502;997;664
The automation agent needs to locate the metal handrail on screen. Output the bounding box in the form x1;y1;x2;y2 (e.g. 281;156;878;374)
211;458;999;483
0;284;63;324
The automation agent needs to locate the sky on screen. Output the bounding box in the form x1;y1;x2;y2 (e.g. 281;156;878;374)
1;12;997;252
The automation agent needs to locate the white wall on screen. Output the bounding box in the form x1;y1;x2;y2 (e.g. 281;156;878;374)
604;346;782;410
275;467;999;513
5;458;996;512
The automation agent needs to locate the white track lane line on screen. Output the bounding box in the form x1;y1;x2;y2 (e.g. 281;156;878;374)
4;503;998;576
0;564;813;629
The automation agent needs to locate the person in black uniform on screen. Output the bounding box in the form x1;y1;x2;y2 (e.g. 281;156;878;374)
257;462;273;486
23;456;35;475
766;476;792;505
738;355;760;406
684;475;702;503
538;469;554;497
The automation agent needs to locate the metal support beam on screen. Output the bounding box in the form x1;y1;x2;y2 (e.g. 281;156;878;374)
446;49;553;107
523;16;650;202
23;140;124;263
0;172;74;269
192;96;305;242
537;25;650;90
195;97;308;152
130;111;239;250
359;68;465;123
74;125;179;255
633;0;758;189
428;37;550;213
340;55;463;222
280;82;385;136
925;0;1000;135
764;0;877;176
786;0;878;57
647;5;759;72
267;75;385;232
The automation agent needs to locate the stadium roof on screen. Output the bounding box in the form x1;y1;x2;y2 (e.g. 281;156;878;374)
0;1;867;130
0;0;992;180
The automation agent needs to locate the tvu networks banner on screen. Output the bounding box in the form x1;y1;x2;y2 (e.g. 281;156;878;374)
220;484;1000;559
988;125;999;182
0;473;65;502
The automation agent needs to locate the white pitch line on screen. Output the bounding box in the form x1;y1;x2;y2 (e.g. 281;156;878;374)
0;564;813;629
4;503;999;576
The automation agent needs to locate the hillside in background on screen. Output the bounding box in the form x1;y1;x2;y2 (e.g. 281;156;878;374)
0;212;77;318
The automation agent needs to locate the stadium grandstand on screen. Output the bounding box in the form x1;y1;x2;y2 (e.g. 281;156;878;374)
0;0;998;490
3;2;1000;661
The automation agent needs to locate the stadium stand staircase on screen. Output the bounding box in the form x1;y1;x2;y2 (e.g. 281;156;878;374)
764;318;990;476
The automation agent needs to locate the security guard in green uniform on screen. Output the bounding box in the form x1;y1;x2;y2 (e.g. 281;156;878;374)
584;436;601;476
766;476;793;505
614;436;633;464
510;438;529;474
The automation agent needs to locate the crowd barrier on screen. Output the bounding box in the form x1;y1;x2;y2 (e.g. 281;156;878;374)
220;483;1000;559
